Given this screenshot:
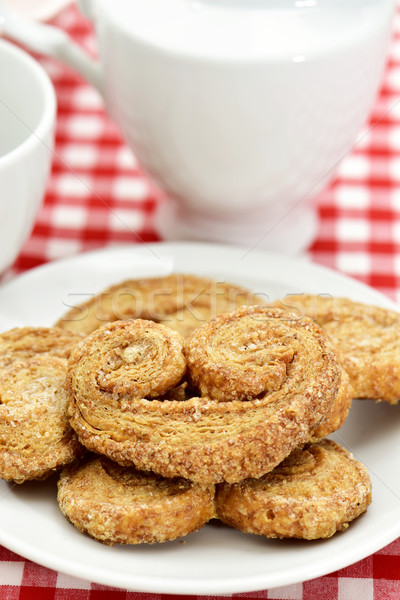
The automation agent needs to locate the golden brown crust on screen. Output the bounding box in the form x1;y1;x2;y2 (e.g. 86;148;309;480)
68;318;187;399
55;273;264;337
186;306;338;403
273;294;400;403
0;355;83;483
67;307;340;484
0;326;84;370
215;439;371;540
57;455;215;545
309;368;353;442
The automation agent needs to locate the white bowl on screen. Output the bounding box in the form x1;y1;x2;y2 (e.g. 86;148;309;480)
0;39;56;272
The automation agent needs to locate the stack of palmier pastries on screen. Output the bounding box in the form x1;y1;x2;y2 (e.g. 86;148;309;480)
4;273;394;546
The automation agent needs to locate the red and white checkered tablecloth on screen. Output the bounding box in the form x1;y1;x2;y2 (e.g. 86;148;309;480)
1;2;400;599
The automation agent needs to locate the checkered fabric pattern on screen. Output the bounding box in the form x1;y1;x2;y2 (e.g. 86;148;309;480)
311;9;400;302
0;540;400;599
1;2;400;598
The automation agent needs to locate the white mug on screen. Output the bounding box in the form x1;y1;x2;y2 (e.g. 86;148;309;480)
12;0;396;253
0;38;56;273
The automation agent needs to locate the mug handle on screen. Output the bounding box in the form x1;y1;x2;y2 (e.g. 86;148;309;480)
0;1;103;93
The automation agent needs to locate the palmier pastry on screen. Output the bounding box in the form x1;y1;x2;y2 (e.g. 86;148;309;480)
0;355;83;483
309;368;353;443
215;439;371;540
67;307;340;483
57;455;215;545
273;294;400;403
55;273;264;337
0;326;83;370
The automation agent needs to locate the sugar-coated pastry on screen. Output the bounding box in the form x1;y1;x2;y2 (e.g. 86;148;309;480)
57;455;215;545
215;440;371;540
273;294;400;403
309;368;353;442
67;307;340;484
55;273;264;337
0;326;83;370
0;356;83;483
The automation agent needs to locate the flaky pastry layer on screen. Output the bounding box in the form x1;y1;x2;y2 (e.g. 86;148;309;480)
216;439;371;539
57;455;215;545
309;368;353;442
0;326;83;370
273;294;400;403
55;273;264;337
67;308;340;483
0;355;83;482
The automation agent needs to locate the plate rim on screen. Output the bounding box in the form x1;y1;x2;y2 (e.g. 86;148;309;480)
2;241;399;309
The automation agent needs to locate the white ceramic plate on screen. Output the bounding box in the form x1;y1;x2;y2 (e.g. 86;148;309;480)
0;241;399;594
